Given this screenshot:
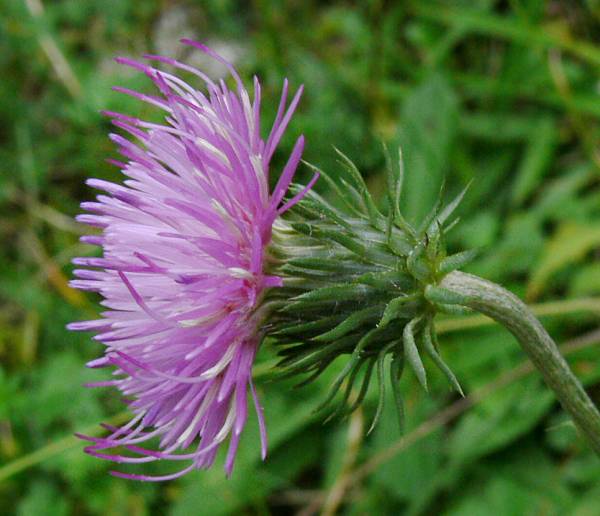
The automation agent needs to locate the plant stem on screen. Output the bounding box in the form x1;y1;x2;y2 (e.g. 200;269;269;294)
435;295;600;334
440;270;600;455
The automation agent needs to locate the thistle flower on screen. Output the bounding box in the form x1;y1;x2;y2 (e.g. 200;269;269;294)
69;40;316;480
69;42;600;482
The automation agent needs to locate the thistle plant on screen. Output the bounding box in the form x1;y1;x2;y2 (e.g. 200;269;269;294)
71;41;600;481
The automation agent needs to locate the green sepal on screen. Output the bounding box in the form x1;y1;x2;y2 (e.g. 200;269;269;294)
322;356;367;424
367;344;390;435
313;305;383;342
291;361;333;388
436;304;473;316
345;357;376;415
403;317;428;391
334;147;382;227
406;240;431;283
390;352;406;432
288;187;355;232
301;160;363;217
271;314;346;337
443;216;461;234
285;257;368;274
437;181;472;226
290;223;371;260
339;177;370;218
288;284;374;304
422;322;464;396
425;220;443;264
424;284;474;306
275;338;352;376
354;270;413;290
418;180;445;235
387;232;414;257
378;294;419;328
314;328;379;414
382;142;401;222
439;249;479;274
383;145;415;237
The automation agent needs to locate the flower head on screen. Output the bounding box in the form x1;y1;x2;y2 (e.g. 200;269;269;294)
69;40;316;480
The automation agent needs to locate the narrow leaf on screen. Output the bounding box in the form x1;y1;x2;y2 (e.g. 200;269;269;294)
511;117;557;207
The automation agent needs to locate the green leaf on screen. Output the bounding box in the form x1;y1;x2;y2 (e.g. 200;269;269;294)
18;353;104;431
371;395;443;512
445;447;574;515
459;112;547;142
572;485;600;516
571;263;600;296
511;117;557;206
528;222;600;299
471;213;544;281
17;481;69;516
447;376;554;465
397;72;459;225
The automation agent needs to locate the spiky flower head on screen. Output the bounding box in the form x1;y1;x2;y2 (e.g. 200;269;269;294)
267;148;474;431
69;40;316;480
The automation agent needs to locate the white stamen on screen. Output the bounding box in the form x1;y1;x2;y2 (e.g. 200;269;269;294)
214;396;237;443
179;310;224;329
196;137;230;166
177;382;218;444
198;344;237;380
228;267;253;280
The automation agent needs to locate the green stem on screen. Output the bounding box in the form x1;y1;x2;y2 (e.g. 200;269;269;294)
435;295;600;334
439;271;600;454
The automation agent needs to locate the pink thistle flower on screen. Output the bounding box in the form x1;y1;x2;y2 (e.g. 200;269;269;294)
69;39;317;481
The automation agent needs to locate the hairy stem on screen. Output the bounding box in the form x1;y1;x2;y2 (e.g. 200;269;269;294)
439;270;600;454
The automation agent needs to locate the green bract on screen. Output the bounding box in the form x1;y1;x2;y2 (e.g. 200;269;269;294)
265;148;475;430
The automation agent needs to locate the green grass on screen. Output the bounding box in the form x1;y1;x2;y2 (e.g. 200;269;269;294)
1;0;600;514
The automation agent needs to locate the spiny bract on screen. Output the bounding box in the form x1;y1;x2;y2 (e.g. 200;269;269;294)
266;147;474;431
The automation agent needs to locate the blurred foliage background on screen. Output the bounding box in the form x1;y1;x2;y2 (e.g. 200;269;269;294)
2;0;600;514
